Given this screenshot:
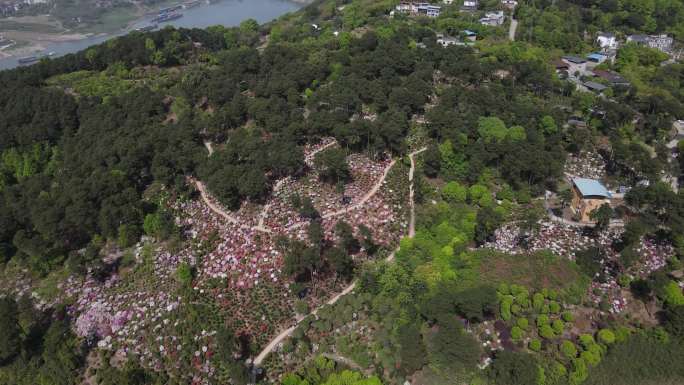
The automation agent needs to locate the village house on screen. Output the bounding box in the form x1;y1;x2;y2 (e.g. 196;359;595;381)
596;32;618;51
571;178;612;222
581;81;608;94
394;2;441;17
436;33;460;47
418;3;441;17
561;55;588;76
591;69;630;87
480;11;505;26
552;58;569;78
460;0;478;12
463;29;478;42
627;34;674;53
501;0;517;9
586;52;608;65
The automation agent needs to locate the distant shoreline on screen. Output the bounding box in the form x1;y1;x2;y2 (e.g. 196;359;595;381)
0;0;310;59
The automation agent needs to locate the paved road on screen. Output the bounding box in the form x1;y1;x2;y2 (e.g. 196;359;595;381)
252;147;427;366
509;17;518;41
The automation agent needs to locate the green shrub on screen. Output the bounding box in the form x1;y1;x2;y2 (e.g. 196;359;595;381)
537;314;550;327
533;293;545;312
561;311;574;322
517;317;529;330
569;357;588;385
561;340;578;358
498;283;510;295
598;329;616;345
539;324;555;339
579;334;595;350
615;326;631;342
529;339;542;352
663;281;684;306
552;319;564;334
511;326;524;341
511;303;521;315
176;263;193;286
549;301;561;314
501;296;514;321
442;181;468;203
580;350;600;366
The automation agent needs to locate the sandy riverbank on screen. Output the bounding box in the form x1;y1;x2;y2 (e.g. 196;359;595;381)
0;30;91;57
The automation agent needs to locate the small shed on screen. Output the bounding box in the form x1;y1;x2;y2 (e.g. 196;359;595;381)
583;81;608;93
571;178;612;222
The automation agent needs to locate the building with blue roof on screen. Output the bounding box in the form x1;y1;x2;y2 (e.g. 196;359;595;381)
587;52;608;64
571;178;612;222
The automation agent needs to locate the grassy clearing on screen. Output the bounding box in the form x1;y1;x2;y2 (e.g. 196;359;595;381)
80;5;140;33
0;19;64;34
477;249;589;298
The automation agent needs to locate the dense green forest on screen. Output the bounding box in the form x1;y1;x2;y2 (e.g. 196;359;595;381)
0;0;683;384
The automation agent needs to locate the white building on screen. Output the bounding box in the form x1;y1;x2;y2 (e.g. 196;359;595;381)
596;32;618;51
460;0;478;12
395;2;441;18
436;33;460;47
627;34;674;53
480;11;505;26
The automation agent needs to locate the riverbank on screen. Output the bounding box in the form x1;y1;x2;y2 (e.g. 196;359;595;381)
0;0;303;70
0;0;308;61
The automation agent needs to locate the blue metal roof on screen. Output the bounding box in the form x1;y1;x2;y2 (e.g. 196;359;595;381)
587;53;606;60
463;29;477;36
573;178;611;198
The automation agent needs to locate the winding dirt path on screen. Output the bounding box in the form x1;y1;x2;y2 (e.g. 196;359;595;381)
197;140;400;234
252;147;426;366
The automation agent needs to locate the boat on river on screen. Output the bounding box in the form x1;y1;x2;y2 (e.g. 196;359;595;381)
152;12;183;23
135;24;159;32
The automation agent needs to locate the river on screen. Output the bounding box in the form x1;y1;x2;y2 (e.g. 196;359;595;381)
0;0;302;70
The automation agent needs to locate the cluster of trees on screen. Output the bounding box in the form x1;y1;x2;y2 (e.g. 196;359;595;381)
0;296;84;385
283;356;381;385
283;218;374;290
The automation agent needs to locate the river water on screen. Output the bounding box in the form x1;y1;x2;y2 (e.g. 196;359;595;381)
0;0;301;70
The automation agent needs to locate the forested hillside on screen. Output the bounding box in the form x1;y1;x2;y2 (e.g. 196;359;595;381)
0;1;683;385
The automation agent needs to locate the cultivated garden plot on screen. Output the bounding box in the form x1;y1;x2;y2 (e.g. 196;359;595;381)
485;222;675;314
30;139;412;383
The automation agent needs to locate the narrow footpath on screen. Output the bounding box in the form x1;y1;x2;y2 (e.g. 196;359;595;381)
252;147;426;366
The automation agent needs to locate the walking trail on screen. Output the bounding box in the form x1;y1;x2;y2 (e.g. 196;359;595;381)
252;147;427;366
196;140;400;234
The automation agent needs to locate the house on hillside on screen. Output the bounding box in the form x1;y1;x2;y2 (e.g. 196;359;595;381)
582;81;608;94
552;58;569;77
394;2;441;17
596;32;618;51
460;0;478;12
417;3;441;17
627;34;674;53
586;52;608;65
436;33;460;47
480;11;505;26
571;178;612;222
501;0;518;9
591;69;630;87
463;29;478;42
562;55;588;76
